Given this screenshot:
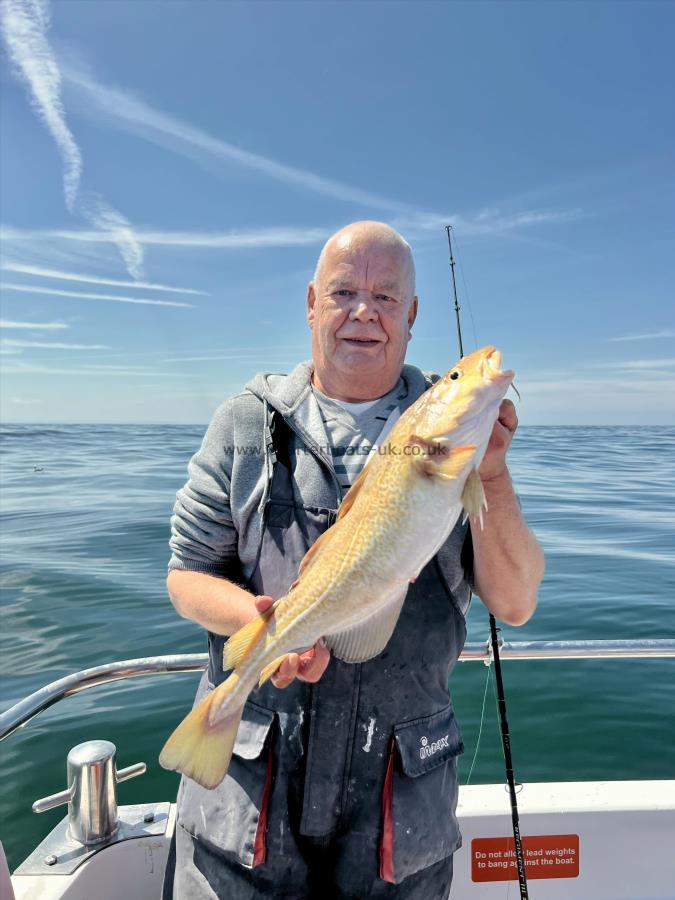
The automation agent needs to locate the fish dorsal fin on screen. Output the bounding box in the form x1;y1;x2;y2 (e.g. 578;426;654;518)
336;461;370;522
223;605;275;672
325;586;408;663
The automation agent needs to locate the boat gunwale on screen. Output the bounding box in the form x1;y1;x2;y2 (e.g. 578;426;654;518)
1;640;674;741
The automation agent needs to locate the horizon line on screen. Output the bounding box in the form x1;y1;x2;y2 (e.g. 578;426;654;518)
2;420;672;428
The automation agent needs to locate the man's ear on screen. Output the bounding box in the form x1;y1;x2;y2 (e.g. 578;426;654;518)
307;282;316;328
407;296;418;337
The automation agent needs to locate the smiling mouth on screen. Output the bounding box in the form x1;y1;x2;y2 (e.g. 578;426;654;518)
342;337;381;346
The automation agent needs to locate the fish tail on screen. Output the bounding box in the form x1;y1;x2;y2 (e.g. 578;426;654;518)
159;671;245;789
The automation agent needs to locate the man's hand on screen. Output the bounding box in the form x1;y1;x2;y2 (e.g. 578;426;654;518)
470;397;544;625
254;595;331;689
479;399;517;482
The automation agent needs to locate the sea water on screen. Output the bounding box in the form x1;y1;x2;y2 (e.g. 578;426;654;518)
1;424;674;869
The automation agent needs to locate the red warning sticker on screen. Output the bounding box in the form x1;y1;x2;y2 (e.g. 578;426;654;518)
471;834;580;881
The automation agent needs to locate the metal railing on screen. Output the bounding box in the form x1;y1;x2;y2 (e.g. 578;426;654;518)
1;640;674;742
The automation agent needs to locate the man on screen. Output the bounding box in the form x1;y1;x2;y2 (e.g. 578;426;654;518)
163;221;544;899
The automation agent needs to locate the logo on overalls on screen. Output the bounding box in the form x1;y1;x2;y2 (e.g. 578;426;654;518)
419;734;449;760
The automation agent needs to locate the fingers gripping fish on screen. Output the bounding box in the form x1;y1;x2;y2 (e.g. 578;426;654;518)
159;346;514;789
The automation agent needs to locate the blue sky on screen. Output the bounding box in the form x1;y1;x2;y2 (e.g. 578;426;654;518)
1;0;673;424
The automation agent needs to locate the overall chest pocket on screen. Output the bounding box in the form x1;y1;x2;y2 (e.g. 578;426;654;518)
177;680;276;869
380;704;464;884
256;499;337;598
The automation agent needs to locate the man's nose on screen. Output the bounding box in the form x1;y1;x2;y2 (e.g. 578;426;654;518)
348;293;378;321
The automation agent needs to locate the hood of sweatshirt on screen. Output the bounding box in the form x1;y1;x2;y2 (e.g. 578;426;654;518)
245;359;435;408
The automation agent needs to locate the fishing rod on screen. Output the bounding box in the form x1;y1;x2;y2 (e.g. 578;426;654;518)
445;225;529;899
446;225;464;359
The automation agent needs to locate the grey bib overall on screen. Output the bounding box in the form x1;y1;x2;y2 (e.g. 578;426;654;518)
168;396;472;900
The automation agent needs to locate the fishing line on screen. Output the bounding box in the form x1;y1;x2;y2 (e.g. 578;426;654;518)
446;226;530;899
450;225;521;407
465;662;493;785
489;621;529;898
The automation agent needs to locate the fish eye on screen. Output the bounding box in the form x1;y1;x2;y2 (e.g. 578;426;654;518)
450;369;461;381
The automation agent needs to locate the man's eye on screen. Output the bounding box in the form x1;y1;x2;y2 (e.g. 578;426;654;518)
335;290;353;297
376;294;394;303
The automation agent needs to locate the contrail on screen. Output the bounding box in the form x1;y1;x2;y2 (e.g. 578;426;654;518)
0;0;81;209
0;318;69;329
64;65;414;214
0;0;144;279
1;261;205;294
1;282;194;308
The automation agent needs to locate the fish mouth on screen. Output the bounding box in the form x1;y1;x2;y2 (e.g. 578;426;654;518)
483;347;514;383
487;348;502;371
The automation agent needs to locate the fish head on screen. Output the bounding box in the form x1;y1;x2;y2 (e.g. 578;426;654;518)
419;345;515;458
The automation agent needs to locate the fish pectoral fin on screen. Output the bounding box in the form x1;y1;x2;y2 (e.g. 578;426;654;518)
258;654;291;687
410;437;476;481
159;674;244;789
223;605;275;672
462;468;488;529
325;587;408;663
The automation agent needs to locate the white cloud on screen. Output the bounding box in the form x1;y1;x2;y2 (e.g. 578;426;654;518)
0;0;143;278
1;261;206;295
81;196;143;280
0;224;330;249
608;330;675;342
61;67;582;241
0;230;120;273
600;358;675;371
0;0;81;209
0;209;579;253
1;282;195;307
396;207;582;238
161;352;304;363
1;360;186;376
2;338;108;349
84;343;308;363
0;318;69;329
1;5;580;286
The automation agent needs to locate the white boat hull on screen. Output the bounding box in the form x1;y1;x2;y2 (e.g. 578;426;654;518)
8;780;675;899
453;780;675;898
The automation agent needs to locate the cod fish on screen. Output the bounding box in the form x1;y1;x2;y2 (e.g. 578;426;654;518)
160;345;514;789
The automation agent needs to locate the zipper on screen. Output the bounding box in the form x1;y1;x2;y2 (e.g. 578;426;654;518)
257;399;275;514
281;414;342;505
251;402;340;573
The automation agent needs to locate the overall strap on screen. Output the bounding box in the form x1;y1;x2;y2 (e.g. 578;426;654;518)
266;403;293;470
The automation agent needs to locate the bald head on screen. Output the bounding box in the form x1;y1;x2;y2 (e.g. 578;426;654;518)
307;220;418;402
313;221;416;300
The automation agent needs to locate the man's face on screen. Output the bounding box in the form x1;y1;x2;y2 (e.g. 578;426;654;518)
307;237;418;401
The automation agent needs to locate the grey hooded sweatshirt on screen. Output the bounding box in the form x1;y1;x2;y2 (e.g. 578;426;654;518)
166;360;472;898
